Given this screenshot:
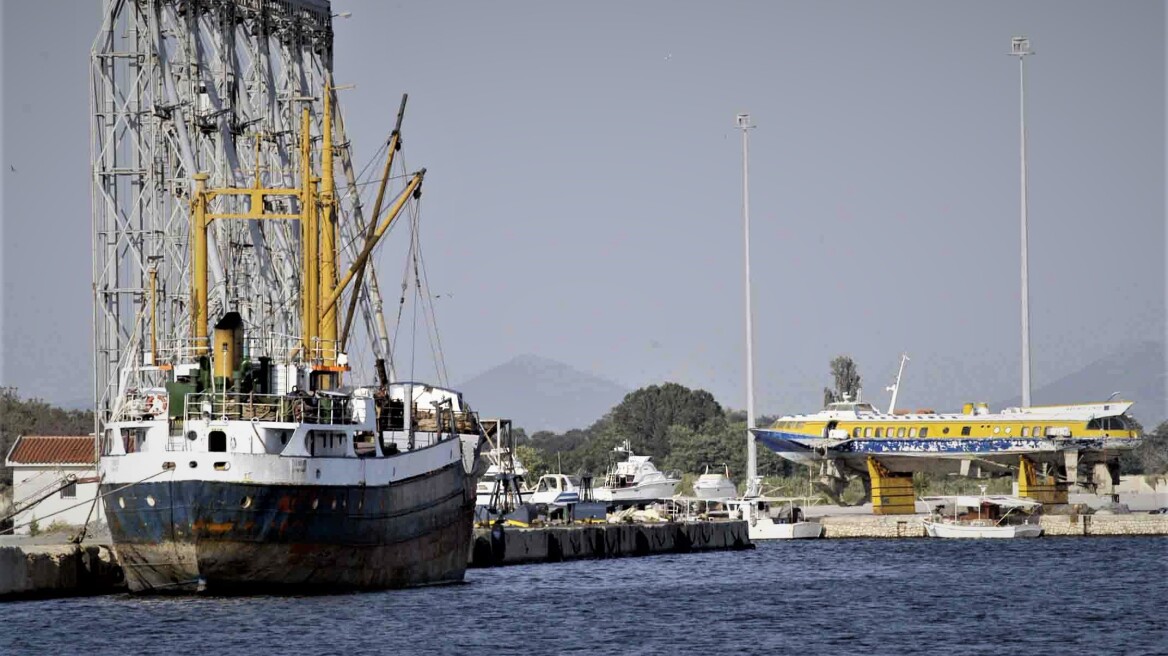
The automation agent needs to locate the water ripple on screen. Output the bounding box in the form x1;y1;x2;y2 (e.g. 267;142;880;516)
2;537;1165;655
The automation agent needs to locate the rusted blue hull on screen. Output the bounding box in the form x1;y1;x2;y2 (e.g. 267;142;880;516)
101;461;474;593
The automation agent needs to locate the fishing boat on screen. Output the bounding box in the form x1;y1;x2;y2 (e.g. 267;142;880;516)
693;465;737;500
726;497;823;540
592;441;680;505
94;65;484;591
921;492;1043;539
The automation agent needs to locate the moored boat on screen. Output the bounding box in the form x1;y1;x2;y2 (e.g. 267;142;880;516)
101;381;484;592
93;25;485;592
921;493;1043;539
592;441;680;506
693;465;737;500
725;497;822;540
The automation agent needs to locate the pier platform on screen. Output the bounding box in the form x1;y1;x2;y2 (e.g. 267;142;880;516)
468;520;753;567
817;512;1168;538
0;535;124;600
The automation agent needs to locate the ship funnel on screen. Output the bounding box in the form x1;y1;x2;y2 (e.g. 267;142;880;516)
213;312;245;383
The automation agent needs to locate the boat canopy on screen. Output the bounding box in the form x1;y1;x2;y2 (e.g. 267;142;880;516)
823;402;880;414
921;495;1042;510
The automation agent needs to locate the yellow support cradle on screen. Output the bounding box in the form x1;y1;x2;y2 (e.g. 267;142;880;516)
866;456;916;515
1017;455;1068;504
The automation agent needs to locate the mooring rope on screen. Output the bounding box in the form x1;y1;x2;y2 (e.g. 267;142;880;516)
4;466;173;534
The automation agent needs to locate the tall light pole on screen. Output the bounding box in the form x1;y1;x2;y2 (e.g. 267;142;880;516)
737;112;759;496
1010;36;1034;408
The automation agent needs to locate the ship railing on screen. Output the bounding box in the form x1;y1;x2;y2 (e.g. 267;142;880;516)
308;338;345;367
152;337;211;366
152;335;304;368
184;392;358;425
374;405;481;435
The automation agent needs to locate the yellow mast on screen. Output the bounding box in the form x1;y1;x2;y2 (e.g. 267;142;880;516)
320;80;338;367
148;266;158;364
299;106;318;357
191;173;209;355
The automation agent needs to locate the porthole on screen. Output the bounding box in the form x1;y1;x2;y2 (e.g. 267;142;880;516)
942;427;949;435
186;431;197;441
162;461;176;470
146;495;156;507
241;496;253;509
312;498;319;510
993;426;1001;434
331;499;337;510
118;497;125;509
1004;426;1012;434
190;461;198;468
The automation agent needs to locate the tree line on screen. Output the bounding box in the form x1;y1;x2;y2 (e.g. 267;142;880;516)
0;388;96;490
515;382;798;485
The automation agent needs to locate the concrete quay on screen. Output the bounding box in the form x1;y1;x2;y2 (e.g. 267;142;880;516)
0;541;124;600
468;520;753;567
818;512;1168;539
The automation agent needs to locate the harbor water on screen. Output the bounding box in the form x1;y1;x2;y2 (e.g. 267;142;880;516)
3;537;1164;655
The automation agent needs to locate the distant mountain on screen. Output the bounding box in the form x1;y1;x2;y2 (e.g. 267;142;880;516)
455;355;630;433
994;340;1166;427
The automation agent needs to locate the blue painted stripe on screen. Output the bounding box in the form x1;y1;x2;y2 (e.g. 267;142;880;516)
752;429;1125;456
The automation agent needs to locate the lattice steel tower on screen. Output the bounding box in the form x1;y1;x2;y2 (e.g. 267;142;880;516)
91;0;392;427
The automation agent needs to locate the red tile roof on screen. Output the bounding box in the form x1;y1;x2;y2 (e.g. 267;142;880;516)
7;435;97;465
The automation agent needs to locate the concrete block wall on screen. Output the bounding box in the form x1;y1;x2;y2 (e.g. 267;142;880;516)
469;520;752;567
1039;513;1168;537
820;515;928;538
0;544;124;599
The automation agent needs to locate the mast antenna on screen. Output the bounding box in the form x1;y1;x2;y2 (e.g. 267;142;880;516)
1010;36;1034;407
885;352;910;414
737;112;759;498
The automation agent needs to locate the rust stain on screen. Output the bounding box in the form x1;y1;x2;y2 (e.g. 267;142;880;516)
193;519;236;534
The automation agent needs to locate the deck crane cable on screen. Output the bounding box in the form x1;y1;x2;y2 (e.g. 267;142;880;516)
413;208;450;386
409;204;444;387
70;472;106;544
388;146;448;387
338;119;412;361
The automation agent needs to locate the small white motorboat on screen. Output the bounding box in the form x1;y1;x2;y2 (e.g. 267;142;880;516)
725;496;823;540
592;440;680;505
693;464;737;500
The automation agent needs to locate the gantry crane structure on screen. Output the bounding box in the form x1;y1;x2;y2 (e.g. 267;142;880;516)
90;0;401;430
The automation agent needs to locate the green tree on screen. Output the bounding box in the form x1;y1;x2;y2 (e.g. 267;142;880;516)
0;388;95;487
827;355;862;403
608;383;723;460
1120;420;1168;476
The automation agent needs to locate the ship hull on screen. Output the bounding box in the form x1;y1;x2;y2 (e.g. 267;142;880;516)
101;461;473;593
753;429;1126;475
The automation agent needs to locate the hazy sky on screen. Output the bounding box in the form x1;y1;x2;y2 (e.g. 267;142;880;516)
1;1;1165;417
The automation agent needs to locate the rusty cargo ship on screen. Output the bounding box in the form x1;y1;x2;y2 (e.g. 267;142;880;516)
92;0;483;593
